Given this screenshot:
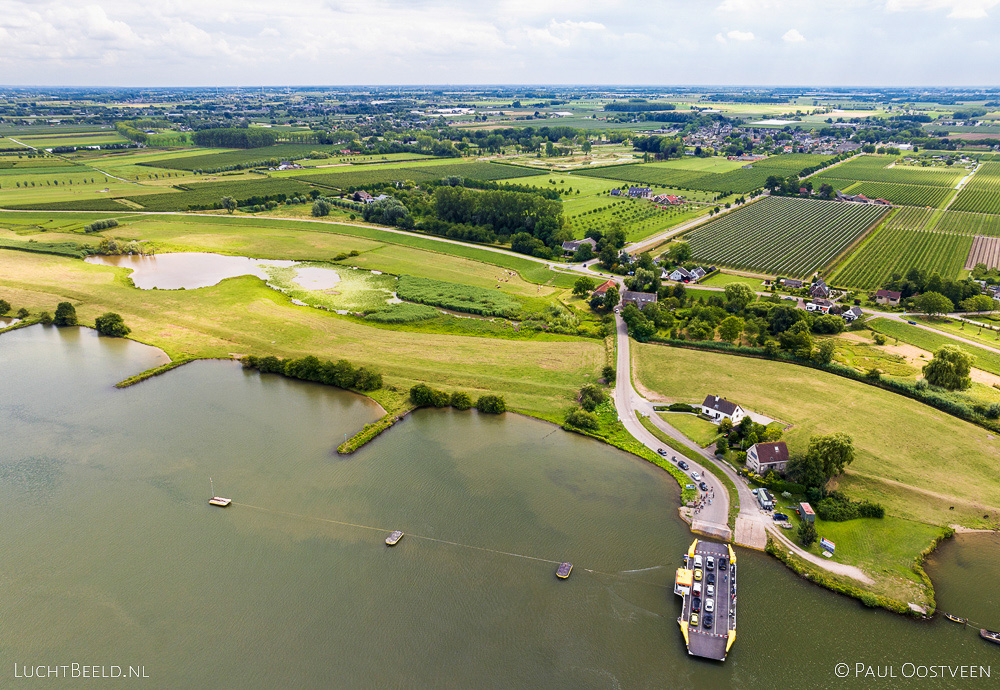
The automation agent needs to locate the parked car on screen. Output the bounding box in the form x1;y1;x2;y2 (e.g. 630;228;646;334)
705;598;715;613
908;320;917;325
690;612;699;627
707;572;715;585
692;597;701;612
706;584;715;597
718;557;727;570
694;568;702;581
703;614;714;629
706;556;715;570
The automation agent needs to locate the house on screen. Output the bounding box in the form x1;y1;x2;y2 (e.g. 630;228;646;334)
560;237;597;254
781;278;804;289
668;267;695;282
621;290;657;308
593;279;616;295
690;267;707;281
875;289;901;306
746;442;789;475
843;306;864;322
628;186;651;198
806;299;833;313
352;191;373;203
700;395;747;424
610;188;621;196
810;279;830;299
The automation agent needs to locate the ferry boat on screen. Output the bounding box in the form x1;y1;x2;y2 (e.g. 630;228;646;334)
208;478;231;507
556;562;573;579
675;539;737;662
385;530;404;546
981;629;1000;645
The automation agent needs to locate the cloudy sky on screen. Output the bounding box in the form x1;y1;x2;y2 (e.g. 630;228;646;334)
0;0;996;86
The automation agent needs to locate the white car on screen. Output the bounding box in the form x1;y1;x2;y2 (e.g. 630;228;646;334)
705;598;715;613
706;584;715;597
691;472;702;482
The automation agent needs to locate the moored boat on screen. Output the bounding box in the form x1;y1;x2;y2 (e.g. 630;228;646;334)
385;530;404;546
208;478;231;507
556;562;573;579
981;629;1000;644
943;613;966;624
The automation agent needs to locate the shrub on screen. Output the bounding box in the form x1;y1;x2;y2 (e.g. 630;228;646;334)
39;311;53;325
668;402;695;412
450;391;473;410
16;307;29;318
579;383;607;412
84;218;119;233
601;364;616;382
94;312;131;337
564;408;599;430
873;333;887;346
0;299;9;316
311;199;331;217
476;394;507;414
798;521;818;547
53;302;77;326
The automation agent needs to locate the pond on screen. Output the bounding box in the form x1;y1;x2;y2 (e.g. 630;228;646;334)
84;252;340;291
2;325;998;687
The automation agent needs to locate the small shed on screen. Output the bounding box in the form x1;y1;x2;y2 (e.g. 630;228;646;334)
799;502;816;524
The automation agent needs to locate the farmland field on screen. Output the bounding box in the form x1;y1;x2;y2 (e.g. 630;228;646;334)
829;225;971;289
845;181;952;208
141;145;352;171
563;196;705;241
948;162;1000;215
293;161;542;189
571;153;836;196
685;195;887;277
936;209;1000;236
963;235;1000;269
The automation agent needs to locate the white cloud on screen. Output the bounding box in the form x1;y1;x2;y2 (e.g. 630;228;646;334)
727;29;756;40
884;0;1000;18
782;28;806;41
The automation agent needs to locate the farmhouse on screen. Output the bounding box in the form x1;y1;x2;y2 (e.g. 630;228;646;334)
781;278;804;289
810;279;830;299
700;395;747;424
561;237;597;254
807;299;834;313
875;289;902;306
746;442;789;475
669;267;695;281
628;186;652;198
352;191;374;203
593;279;617;295
610;188;621;196
621;290;657;308
843;306;864;322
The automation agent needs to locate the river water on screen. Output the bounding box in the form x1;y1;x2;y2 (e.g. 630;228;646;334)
1;326;998;688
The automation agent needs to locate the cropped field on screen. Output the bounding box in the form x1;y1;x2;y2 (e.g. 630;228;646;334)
141;145;347;171
563;196;704;241
396;275;523;317
867;318;1000;377
572;153;834;196
964;235;1000;269
295;162;542;190
936;210;1000;236
840;181;952;208
829;226;971;289
686;195;887;277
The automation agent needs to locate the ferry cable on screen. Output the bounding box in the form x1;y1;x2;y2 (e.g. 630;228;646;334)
232;501;672;589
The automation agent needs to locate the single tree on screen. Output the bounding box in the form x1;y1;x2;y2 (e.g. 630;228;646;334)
718;316;745;343
94;312;131;337
573;276;596;296
914;291;954;317
724;283;755;311
798;521;818;547
0;299;10;316
221;196;237;214
922;344;974;390
53;302;77;327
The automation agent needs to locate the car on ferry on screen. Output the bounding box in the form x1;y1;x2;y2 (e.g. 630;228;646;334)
703;614;714;629
706;584;715;597
690;612;699;627
706;556;715;570
707;571;715;585
692;596;701;612
705;598;715;613
694;568;702;581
